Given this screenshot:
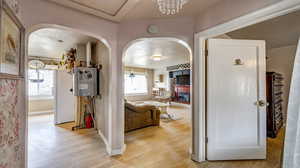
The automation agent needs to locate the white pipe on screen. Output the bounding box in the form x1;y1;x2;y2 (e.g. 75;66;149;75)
86;42;91;67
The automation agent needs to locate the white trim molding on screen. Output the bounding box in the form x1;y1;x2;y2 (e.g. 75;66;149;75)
98;130;126;156
98;130;109;152
28;110;54;116
47;0;140;22
121;37;195;160
283;38;300;168
108;145;127;156
194;0;300;163
25;24;113;167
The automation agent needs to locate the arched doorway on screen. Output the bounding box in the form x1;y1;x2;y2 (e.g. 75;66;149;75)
25;25;112;167
120;37;196;165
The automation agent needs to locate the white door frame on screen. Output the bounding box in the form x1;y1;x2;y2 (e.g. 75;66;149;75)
121;37;197;159
53;70;58;124
194;0;300;162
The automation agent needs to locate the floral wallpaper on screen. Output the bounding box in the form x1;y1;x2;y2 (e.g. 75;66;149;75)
0;2;24;168
0;79;24;168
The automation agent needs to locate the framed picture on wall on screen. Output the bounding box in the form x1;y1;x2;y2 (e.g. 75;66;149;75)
0;0;25;78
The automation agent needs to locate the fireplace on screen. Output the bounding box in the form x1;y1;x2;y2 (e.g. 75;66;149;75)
174;85;190;104
169;69;191;104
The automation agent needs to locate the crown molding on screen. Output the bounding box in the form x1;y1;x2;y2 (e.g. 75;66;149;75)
47;0;140;22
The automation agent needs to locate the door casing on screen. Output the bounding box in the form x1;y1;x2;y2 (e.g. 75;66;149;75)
194;0;300;162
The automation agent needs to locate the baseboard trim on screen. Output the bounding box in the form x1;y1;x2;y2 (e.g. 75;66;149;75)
108;144;126;156
98;130;109;148
98;130;126;156
170;102;191;108
28;110;54;116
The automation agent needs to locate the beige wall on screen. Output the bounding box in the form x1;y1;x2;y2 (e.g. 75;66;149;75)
14;0;286;160
28;99;54;114
196;0;282;32
20;0;121;151
154;68;170;90
93;41;110;139
124;66;154;101
267;45;297;122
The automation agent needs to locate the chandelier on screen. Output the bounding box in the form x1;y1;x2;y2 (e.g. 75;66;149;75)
28;60;45;83
156;0;190;15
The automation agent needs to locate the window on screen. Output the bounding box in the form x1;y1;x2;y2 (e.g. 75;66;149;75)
124;74;148;95
28;69;54;99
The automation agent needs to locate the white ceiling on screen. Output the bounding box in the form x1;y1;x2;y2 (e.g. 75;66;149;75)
47;0;222;22
124;38;190;69
227;9;300;49
28;28;97;59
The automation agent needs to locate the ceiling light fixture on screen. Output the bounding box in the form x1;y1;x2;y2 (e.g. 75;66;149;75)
152;55;162;61
129;72;135;78
156;0;189;15
28;60;45;83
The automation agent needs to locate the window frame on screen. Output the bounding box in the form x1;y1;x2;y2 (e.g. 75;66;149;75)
124;72;148;96
28;69;56;100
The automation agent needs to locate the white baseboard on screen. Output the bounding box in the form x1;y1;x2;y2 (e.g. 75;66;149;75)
98;130;109;147
108;144;126;156
28;110;54;116
170;102;191;108
98;130;126;156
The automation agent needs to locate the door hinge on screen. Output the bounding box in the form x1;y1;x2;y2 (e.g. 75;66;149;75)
205;137;208;143
205;50;208;57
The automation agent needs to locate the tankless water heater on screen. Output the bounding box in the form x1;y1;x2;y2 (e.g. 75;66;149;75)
73;67;98;96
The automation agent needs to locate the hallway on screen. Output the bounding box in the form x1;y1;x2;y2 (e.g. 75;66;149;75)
28;115;110;168
28;104;284;168
27;105;192;168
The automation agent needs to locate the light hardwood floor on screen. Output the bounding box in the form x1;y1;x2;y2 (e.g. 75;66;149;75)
28;104;284;168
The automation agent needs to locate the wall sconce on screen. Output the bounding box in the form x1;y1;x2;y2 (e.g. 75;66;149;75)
159;74;164;82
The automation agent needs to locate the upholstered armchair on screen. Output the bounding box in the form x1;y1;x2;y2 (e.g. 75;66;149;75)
125;101;160;132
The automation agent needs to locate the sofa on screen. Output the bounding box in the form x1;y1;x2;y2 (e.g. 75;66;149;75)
125;101;160;132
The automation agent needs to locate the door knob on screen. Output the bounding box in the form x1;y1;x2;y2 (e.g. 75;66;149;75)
255;100;266;107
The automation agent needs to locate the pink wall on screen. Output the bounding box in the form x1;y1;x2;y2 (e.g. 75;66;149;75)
20;0;118;44
113;17;195;149
19;0;122;157
1;0;286;166
195;0;282;32
118;16;195;49
0;79;26;168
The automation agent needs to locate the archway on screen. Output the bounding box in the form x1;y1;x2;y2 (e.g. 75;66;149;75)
25;24;112;167
121;37;197;162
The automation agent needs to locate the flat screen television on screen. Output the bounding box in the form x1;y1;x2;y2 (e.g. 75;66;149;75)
176;75;190;85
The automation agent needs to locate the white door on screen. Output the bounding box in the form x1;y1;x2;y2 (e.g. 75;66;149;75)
207;39;267;160
55;71;75;124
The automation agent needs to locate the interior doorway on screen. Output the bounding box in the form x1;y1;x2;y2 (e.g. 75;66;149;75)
195;5;300;168
120;37;195;165
26;26;110;168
